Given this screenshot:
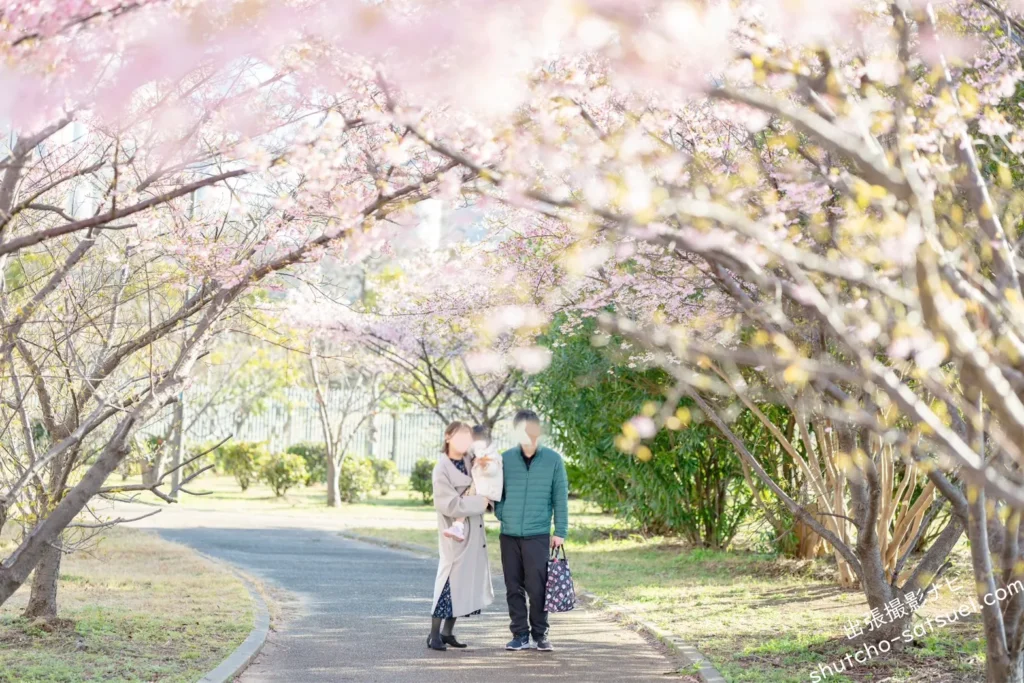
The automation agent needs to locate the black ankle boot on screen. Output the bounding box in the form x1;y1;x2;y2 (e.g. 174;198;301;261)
441;634;467;648
427;618;447;651
440;618;466;647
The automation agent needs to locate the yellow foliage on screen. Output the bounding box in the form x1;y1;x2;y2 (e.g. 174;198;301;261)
966;485;980;505
996;336;1020;364
950;204;964;225
999;165;1013;189
783;363;809;387
958;83;979;118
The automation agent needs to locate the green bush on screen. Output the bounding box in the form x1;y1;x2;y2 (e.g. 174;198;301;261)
260;452;309;497
371;458;398;496
286;442;327;485
532;315;753;549
184;441;220;478
338;456;375;503
410;458;435;504
217;441;268;491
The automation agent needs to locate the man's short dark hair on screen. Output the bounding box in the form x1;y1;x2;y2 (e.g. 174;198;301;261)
513;409;541;427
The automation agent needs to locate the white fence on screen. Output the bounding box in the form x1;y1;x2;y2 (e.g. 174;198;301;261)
143;387;523;475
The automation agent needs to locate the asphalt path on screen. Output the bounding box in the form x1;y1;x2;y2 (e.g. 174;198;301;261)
131;510;681;682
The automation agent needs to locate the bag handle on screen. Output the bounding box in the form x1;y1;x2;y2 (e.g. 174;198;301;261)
550;544;567;561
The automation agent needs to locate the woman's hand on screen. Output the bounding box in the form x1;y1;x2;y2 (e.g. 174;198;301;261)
474;455;493;468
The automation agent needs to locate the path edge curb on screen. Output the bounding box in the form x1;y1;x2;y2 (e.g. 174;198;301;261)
194;552;272;683
576;591;726;683
335;530;724;682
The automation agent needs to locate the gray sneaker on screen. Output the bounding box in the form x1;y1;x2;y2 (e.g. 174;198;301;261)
535;637;554;651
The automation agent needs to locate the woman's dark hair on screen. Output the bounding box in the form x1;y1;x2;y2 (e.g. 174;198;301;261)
472;424;491;443
512;409;541;427
441;421;472;455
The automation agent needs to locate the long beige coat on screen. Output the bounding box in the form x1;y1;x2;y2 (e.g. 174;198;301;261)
431;454;494;617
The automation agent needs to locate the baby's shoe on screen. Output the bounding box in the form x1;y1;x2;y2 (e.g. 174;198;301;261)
443;521;466;542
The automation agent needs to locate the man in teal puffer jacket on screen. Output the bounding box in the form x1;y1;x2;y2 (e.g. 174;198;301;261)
494;409;569;652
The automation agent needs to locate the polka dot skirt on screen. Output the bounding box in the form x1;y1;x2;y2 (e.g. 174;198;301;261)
431;579;482;619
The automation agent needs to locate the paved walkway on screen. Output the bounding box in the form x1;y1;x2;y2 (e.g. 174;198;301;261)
123;506;681;682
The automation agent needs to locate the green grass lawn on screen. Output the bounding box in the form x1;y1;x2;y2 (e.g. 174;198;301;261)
112;470;342;512
117;471;445;521
120;472;621;530
0;527;253;683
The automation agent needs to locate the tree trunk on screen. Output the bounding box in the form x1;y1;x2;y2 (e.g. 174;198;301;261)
0;419;135;607
795;501;826;559
169;399;185;500
141;437;170;487
366;412;377;458
988;651;1024;683
326;453;340;508
390;412;398;462
141;458;163;487
22;541;61;620
847;612;912;650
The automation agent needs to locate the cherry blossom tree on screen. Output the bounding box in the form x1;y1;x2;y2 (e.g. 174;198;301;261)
0;3;471;612
286;246;528;430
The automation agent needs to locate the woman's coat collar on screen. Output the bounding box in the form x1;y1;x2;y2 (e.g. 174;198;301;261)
439;453;474;486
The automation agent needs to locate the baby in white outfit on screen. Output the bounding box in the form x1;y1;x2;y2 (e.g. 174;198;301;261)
444;425;503;542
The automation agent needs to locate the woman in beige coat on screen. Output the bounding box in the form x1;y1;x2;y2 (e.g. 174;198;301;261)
427;421;494;651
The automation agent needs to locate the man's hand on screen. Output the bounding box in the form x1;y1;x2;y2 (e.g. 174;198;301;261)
550;536;564;549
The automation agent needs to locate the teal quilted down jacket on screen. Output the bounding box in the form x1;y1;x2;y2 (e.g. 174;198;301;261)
494;445;569;538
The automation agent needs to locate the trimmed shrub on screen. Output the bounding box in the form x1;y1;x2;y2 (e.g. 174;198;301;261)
217;441;268;491
338;456;375;503
410;458;435;504
184;441;220;478
286;442;328;486
371;458;398;496
260;452;308;497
